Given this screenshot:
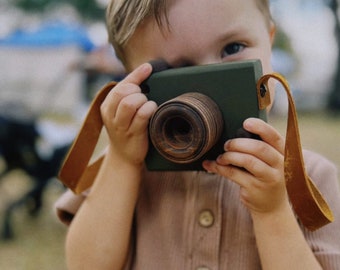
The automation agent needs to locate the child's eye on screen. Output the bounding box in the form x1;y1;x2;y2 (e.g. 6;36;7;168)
222;43;245;57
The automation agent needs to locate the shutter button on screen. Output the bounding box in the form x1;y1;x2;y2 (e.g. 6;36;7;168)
198;210;214;227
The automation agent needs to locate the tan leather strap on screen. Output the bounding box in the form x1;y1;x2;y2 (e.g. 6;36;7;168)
59;74;334;230
257;73;333;231
59;81;116;193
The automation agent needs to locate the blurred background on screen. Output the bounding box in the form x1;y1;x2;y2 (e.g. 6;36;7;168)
0;0;339;269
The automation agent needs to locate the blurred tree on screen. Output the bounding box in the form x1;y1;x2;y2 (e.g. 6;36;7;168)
326;0;340;111
13;0;105;20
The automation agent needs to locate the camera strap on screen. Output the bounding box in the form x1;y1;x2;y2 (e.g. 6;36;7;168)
257;73;334;231
58;75;334;231
58;81;116;194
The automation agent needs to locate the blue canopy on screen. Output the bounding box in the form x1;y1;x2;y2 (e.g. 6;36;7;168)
0;21;95;52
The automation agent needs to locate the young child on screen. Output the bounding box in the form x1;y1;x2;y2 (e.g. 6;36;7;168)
56;0;340;269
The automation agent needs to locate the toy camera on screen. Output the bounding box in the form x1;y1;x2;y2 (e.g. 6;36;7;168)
141;60;268;170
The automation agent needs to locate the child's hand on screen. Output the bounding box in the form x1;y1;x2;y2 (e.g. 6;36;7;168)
202;118;288;215
100;63;157;167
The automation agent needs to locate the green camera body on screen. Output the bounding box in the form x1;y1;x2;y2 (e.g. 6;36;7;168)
142;59;267;171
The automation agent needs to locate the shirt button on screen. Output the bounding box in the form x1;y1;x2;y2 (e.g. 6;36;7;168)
196;267;210;270
198;210;214;227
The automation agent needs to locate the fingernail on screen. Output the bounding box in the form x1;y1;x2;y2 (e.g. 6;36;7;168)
142;62;152;71
137;63;151;76
244;118;255;131
203;160;210;166
202;160;215;174
217;155;223;162
224;140;231;151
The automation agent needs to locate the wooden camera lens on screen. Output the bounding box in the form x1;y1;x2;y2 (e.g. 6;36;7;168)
149;92;223;163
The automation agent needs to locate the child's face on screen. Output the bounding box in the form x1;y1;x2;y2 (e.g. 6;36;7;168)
125;0;275;75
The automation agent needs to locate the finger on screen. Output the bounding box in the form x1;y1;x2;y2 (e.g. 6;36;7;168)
101;83;141;119
224;138;283;169
202;160;254;188
243;118;285;154
114;93;149;130
216;151;280;180
121;63;153;85
131;100;158;132
101;63;153;119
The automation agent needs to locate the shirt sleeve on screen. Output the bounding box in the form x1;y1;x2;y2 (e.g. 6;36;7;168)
54;189;87;226
302;150;340;269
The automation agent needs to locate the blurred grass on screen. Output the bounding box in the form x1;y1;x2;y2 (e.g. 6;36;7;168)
0;111;339;270
0;176;67;270
269;111;340;178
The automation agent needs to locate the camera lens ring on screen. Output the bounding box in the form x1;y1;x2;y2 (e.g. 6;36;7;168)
149;92;224;163
149;103;206;162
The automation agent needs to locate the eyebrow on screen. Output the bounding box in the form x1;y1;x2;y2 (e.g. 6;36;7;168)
217;25;251;44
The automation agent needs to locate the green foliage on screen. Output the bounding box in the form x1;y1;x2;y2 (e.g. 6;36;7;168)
273;27;294;53
13;0;105;20
14;0;51;11
68;0;105;20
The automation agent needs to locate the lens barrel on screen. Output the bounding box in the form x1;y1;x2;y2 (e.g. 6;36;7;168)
149;92;223;163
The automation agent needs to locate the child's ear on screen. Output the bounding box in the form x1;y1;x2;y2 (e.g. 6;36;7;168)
269;22;276;46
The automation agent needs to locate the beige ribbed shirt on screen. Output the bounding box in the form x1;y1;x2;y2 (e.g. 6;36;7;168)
55;150;340;269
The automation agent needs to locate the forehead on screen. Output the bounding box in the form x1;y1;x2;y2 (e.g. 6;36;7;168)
166;0;264;35
125;0;268;68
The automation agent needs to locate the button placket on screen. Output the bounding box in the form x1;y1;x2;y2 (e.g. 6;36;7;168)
189;172;224;270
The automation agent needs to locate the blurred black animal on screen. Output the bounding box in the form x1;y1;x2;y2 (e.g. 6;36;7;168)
0;104;69;240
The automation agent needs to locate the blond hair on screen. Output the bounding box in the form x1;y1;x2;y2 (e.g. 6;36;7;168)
106;0;272;63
